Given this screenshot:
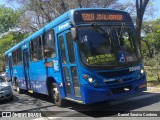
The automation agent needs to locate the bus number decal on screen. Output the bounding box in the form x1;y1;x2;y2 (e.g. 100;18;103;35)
82;13;94;21
129;66;140;72
53;60;59;71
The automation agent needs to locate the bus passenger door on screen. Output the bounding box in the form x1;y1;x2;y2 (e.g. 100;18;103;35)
58;31;82;100
23;50;31;90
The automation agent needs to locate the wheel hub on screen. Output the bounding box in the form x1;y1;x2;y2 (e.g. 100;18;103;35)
17;86;19;92
53;88;59;101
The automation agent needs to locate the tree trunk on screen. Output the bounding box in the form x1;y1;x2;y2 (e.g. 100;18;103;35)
143;40;152;58
136;0;150;52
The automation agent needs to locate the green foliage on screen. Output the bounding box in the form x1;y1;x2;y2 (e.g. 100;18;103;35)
0;32;28;72
11;32;29;46
144;54;160;82
142;19;160;58
0;34;13;71
142;19;160;82
0;5;20;33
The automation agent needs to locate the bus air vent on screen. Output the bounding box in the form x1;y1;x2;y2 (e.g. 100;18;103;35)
99;69;133;78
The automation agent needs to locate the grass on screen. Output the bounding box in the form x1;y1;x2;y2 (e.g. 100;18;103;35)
147;76;157;82
147;76;160;87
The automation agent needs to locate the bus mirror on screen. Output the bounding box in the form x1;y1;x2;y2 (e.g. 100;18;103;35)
71;28;77;41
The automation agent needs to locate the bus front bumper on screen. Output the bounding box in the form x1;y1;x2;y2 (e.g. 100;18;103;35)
81;76;147;104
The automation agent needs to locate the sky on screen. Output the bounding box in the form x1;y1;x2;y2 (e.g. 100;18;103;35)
0;0;20;9
0;0;160;20
118;0;160;20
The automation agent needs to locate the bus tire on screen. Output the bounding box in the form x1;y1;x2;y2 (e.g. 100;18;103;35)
50;83;65;107
15;81;22;94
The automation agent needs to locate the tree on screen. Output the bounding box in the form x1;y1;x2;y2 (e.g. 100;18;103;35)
136;0;150;51
119;0;151;52
0;6;20;72
0;5;20;33
142;18;160;82
0;33;13;72
142;19;160;58
0;31;28;72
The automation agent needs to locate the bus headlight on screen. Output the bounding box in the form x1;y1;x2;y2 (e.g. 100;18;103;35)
88;77;98;87
88;78;93;83
141;69;144;74
137;69;145;80
82;74;98;87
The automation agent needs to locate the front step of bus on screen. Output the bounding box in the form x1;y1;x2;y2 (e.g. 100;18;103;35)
28;90;33;93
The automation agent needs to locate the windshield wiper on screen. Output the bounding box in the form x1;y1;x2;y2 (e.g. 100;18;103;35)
91;23;111;39
91;23;114;48
117;23;126;45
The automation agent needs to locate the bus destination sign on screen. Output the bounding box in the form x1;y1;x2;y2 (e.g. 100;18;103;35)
82;13;123;21
74;10;128;23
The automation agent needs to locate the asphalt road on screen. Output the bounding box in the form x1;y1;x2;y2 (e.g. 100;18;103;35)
0;88;160;120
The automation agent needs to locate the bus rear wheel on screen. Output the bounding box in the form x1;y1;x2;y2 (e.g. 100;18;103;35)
50;83;65;107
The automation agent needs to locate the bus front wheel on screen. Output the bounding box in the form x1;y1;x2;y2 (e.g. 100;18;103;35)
51;83;65;107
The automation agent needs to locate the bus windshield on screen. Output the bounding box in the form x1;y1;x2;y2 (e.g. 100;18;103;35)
77;25;141;67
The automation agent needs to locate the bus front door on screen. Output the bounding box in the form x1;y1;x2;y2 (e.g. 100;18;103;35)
58;31;82;101
23;50;31;90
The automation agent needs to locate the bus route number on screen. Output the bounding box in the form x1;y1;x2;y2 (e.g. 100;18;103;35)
129;66;140;72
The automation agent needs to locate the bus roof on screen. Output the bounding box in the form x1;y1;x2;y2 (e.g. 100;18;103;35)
5;8;128;55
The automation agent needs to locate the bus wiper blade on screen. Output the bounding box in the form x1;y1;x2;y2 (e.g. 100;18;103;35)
91;23;112;45
91;23;110;38
118;23;126;39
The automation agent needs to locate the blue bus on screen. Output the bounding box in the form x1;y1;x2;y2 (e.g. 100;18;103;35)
5;8;147;106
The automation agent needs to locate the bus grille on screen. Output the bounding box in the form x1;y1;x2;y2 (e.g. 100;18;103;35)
99;69;133;78
104;78;133;84
111;85;132;94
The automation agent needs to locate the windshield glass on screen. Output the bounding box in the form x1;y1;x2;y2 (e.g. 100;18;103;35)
77;25;141;67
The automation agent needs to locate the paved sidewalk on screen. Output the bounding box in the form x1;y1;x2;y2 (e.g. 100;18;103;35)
147;87;160;93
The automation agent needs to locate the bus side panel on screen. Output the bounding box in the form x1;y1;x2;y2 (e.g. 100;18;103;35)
18;65;27;90
47;64;66;98
6;67;10;80
29;60;65;96
30;61;48;94
12;65;26;89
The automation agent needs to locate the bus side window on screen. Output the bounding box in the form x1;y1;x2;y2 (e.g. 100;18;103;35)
12;50;17;66
30;37;43;62
5;55;9;68
17;48;22;65
43;30;56;58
